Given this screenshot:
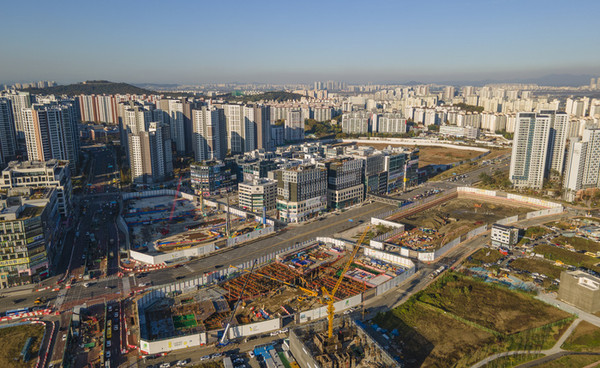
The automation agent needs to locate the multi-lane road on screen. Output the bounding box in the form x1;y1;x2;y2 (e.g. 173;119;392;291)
0;147;517;368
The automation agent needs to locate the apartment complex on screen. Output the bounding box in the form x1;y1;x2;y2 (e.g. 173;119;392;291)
22;102;80;170
509;111;568;189
128;122;173;184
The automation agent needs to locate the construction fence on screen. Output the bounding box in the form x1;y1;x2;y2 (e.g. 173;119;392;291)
368;187;564;262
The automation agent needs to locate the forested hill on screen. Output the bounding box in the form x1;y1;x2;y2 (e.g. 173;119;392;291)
22;80;155;95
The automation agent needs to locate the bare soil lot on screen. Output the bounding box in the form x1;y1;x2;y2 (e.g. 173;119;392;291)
0;323;45;368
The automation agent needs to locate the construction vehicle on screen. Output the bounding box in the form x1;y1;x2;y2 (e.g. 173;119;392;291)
34;297;45;305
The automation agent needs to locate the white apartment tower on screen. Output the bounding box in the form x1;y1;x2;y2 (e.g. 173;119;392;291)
224;104;244;154
509;112;551;189
563;128;600;201
22;103;80;170
192;106;226;161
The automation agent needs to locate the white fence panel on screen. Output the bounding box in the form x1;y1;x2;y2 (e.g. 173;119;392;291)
228;318;281;339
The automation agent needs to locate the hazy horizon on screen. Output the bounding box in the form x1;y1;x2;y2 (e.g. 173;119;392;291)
2;0;599;86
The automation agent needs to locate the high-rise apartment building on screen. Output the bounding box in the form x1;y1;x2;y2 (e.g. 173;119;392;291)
254;105;272;151
192;106;227;162
376;113;407;134
223;104;245;154
284;109;304;142
502;110;567;187
341;111;370;134
276;165;327;223
22;103;80;170
128;122;173;183
2;91;32;152
563;128;600;201
0;98;18;164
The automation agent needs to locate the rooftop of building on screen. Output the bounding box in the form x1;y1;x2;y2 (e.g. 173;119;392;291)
5;159;67;171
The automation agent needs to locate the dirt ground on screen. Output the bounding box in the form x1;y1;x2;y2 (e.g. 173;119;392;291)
0;324;45;368
353;142;483;167
398;198;531;249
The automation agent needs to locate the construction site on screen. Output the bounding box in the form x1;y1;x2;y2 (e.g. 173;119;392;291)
124;195;263;253
290;316;400;368
384;197;534;252
137;236;409;345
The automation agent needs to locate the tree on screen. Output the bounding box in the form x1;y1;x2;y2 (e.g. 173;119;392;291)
428;124;440;132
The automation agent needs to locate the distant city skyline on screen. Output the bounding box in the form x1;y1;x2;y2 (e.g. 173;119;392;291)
1;0;599;85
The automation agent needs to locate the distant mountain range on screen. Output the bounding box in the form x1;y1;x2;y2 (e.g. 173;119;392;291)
22;80;155;95
402;74;597;87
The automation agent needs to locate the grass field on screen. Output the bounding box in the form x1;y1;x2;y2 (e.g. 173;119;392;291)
533;244;600;273
372;272;572;367
509;258;564;280
479;354;544;368
465;248;505;266
562;321;600;352
555;236;600;253
534;354;600;368
0;324;45;368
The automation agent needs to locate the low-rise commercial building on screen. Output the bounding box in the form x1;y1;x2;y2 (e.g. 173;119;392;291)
325;158;364;209
190;159;238;195
439;125;479;139
491;224;520;247
238;178;277;214
558;270;600;313
276;165;327;223
1;160;72;218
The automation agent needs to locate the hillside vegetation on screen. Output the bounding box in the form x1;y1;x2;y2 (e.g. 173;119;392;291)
22;80;154;95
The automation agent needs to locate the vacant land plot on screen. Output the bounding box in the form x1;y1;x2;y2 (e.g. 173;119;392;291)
533;244;600;273
555;236;600;253
510;258;564;280
534;354;600;368
562;321;600;352
432;148;511;180
417;273;569;335
0;323;45;368
466;248;505;265
352;142;484;167
373;272;572;367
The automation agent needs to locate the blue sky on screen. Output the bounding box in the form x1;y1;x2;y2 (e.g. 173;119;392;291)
1;0;599;84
